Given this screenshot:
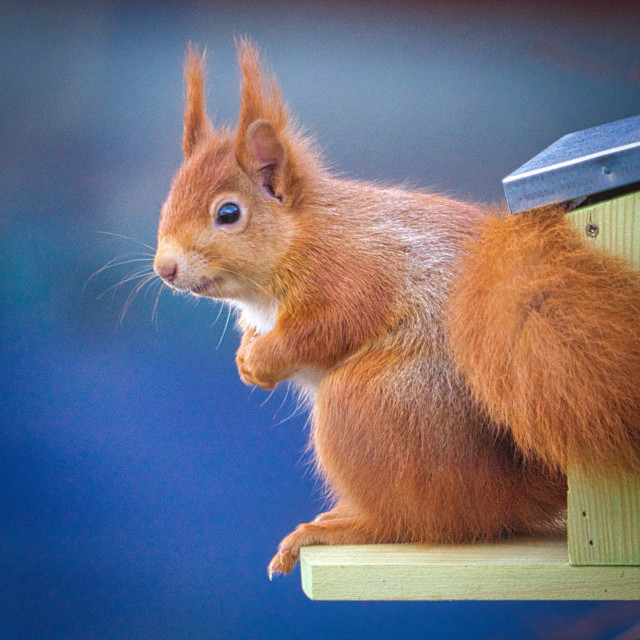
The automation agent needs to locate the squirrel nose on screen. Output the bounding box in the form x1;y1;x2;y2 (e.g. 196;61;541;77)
154;255;178;283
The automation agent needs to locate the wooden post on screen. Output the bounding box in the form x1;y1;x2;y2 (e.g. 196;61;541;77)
565;191;640;567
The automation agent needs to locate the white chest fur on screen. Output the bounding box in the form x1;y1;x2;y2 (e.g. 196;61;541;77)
232;298;278;335
231;298;326;400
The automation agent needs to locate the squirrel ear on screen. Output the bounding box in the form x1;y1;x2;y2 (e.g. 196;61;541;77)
183;44;214;158
235;39;307;205
235;40;289;199
245;119;285;199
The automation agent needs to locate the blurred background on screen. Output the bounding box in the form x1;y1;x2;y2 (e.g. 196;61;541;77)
2;1;640;638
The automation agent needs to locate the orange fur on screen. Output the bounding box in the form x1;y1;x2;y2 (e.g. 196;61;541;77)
153;42;639;578
446;207;640;476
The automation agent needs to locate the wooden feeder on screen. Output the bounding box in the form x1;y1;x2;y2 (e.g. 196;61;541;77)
300;115;640;601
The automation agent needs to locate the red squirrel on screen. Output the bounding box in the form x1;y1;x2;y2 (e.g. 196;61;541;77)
153;42;640;578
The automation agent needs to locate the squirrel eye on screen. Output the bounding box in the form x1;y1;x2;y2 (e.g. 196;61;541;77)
214;202;241;226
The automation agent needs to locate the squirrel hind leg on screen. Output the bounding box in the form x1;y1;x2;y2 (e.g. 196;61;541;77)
267;510;375;578
446;210;640;476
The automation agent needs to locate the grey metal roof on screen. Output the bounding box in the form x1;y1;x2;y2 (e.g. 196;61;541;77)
503;114;640;214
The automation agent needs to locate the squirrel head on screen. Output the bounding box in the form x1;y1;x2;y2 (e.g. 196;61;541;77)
154;40;318;302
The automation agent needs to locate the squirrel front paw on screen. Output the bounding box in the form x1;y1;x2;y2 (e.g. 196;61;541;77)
235;331;295;390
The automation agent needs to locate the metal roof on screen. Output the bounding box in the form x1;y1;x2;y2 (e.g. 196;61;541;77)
503;114;640;214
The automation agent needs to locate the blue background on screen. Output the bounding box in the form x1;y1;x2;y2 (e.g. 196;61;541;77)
2;1;640;638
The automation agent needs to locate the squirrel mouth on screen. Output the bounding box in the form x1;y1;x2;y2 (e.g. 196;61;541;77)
190;276;223;296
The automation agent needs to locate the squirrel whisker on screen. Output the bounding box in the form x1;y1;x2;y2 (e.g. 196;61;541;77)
119;273;158;325
95;230;157;253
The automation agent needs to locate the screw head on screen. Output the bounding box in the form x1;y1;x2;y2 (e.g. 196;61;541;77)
602;165;612;175
586;222;600;238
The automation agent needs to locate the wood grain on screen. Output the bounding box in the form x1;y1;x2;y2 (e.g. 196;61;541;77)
300;536;640;600
566;191;640;566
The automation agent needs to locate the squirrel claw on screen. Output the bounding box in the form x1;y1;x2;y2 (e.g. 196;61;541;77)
267;563;283;581
267;543;298;579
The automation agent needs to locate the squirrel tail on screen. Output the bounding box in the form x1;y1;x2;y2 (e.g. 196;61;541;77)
446;207;640;475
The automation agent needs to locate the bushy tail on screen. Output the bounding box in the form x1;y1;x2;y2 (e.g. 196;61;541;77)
446;207;640;475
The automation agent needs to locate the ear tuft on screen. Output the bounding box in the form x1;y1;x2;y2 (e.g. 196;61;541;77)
183;44;214;158
235;38;288;132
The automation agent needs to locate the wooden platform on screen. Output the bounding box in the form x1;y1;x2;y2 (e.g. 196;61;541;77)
300;535;640;601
